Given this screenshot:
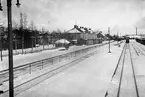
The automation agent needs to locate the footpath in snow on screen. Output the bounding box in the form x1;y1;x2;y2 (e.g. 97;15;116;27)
16;41;124;97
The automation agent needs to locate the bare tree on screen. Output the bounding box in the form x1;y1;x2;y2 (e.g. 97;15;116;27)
20;12;24;54
42;28;45;50
30;21;37;52
20;12;23;29
30;21;35;30
12;20;18;29
23;13;28;29
19;12;28;54
20;12;28;29
30;21;34;52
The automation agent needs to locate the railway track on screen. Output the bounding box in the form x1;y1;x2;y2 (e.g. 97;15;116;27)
0;44;101;97
117;43;139;97
106;43;140;97
129;44;140;97
131;44;139;56
131;42;145;56
135;42;145;55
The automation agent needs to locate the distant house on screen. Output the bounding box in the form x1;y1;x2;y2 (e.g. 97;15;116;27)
67;25;82;38
66;25;102;45
39;32;51;45
67;25;84;45
12;29;40;49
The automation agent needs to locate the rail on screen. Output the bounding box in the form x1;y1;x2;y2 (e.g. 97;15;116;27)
129;44;140;97
116;44;139;97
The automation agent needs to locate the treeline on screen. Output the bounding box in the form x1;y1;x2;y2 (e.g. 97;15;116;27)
0;12;121;50
0;12;49;50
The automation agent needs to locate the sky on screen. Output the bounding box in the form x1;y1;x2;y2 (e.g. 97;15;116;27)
1;0;145;35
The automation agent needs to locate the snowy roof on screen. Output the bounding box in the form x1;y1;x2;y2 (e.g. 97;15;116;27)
67;26;84;34
67;25;97;34
55;39;70;44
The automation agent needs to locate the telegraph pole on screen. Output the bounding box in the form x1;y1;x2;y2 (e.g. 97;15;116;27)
117;31;118;43
136;27;137;35
108;27;111;53
0;35;2;61
0;3;3;62
31;32;33;52
0;34;2;61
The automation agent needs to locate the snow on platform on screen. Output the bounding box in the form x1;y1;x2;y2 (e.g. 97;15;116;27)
16;42;124;97
0;43;103;71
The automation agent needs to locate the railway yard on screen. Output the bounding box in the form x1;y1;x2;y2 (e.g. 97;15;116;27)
1;0;145;97
0;40;145;97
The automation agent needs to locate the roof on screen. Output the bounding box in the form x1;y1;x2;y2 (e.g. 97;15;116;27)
67;25;97;34
67;25;84;34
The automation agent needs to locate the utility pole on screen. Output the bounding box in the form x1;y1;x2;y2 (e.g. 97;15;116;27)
136;27;137;35
117;31;119;37
32;32;33;53
0;7;2;62
117;31;118;43
34;31;36;51
7;0;14;96
0;34;2;61
42;28;45;50
22;30;24;54
108;27;111;53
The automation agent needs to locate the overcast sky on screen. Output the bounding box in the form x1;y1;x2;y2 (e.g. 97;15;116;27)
1;0;145;35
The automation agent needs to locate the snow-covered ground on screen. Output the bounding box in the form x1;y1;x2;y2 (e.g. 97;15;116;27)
1;44;55;58
0;41;111;71
130;40;145;97
0;44;94;70
102;40;145;97
2;40;145;97
15;41;124;97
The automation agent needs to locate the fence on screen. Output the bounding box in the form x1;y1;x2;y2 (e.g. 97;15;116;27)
0;41;114;83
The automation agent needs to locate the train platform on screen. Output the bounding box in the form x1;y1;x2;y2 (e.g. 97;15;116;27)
0;43;103;71
0;41;111;71
15;41;125;97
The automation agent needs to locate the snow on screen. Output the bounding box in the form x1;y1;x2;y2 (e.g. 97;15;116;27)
129;40;145;97
0;40;112;71
0;44;101;70
103;40;145;97
15;41;124;97
55;39;70;44
2;40;145;97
